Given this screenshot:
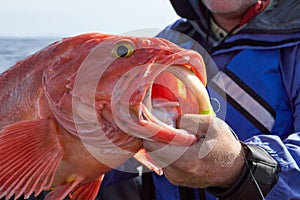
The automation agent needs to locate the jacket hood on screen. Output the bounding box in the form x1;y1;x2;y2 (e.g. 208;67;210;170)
170;0;300;33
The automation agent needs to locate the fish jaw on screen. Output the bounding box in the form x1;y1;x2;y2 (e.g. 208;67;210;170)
111;50;213;146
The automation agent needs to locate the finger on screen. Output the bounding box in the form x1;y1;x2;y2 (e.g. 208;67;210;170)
144;134;217;169
177;114;213;137
143;140;190;168
143;139;208;170
162;165;191;186
162;165;209;188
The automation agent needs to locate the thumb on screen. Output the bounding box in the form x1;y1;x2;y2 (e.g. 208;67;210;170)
177;114;213;137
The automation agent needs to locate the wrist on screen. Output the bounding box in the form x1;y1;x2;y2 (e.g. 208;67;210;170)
220;141;248;188
207;143;280;200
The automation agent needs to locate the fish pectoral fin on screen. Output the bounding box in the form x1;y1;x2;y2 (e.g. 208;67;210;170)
133;148;163;176
0;119;64;199
69;175;103;200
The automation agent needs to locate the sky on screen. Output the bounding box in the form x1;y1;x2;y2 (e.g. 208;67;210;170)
0;0;179;38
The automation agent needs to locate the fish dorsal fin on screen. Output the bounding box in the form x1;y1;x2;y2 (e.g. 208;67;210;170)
0;119;64;199
70;176;103;200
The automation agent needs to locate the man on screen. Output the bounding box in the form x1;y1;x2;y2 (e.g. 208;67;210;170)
100;0;300;199
140;0;299;199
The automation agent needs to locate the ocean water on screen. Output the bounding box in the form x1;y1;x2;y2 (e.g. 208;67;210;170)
0;37;59;74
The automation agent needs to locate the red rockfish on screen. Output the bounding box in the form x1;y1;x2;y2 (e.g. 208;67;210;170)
0;33;212;200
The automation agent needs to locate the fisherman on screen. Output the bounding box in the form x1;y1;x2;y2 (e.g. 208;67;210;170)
100;0;300;199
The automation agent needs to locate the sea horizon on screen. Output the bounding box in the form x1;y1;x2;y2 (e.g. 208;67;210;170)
0;37;59;73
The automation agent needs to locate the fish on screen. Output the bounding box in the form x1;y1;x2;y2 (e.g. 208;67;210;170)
0;33;212;200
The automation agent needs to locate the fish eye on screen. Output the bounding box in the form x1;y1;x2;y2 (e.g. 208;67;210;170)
112;41;135;58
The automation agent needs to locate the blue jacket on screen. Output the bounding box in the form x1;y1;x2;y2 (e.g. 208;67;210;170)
149;0;300;199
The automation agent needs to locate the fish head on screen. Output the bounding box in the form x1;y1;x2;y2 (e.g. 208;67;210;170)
99;35;212;144
43;33;211;166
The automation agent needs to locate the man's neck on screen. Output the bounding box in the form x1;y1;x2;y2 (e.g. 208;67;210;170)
210;0;256;32
212;14;242;32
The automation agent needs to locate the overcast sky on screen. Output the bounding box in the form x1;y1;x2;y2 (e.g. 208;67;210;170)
0;0;179;38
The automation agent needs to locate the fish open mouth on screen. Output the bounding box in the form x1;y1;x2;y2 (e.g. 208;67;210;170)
112;53;213;146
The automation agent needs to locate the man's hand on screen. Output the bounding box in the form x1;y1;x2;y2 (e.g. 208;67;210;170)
143;114;247;188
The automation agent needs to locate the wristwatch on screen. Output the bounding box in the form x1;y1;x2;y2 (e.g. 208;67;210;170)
207;143;280;200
